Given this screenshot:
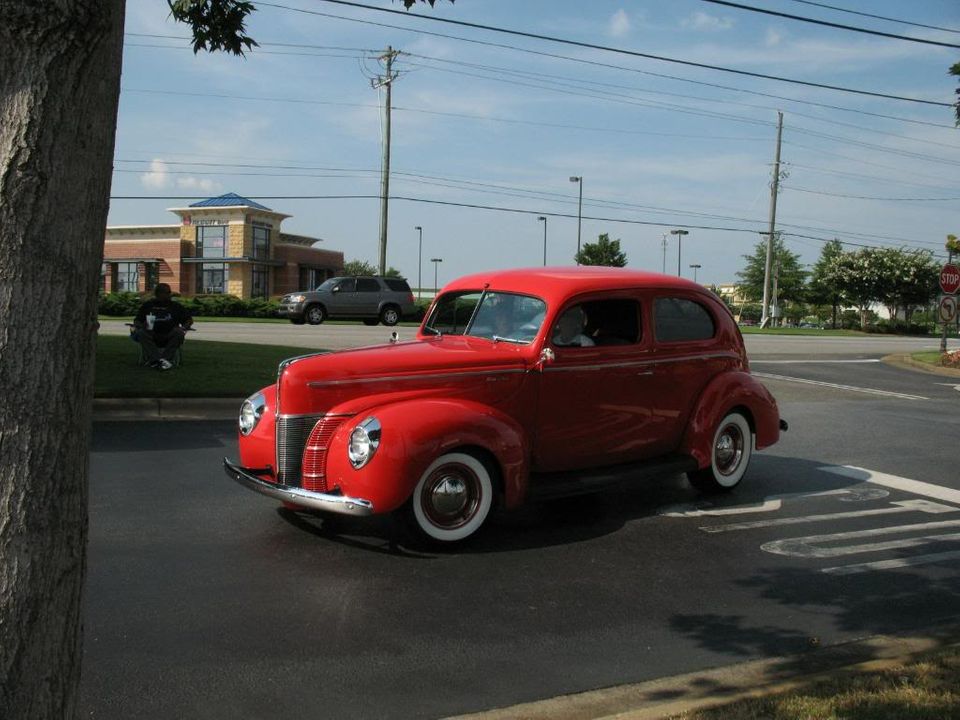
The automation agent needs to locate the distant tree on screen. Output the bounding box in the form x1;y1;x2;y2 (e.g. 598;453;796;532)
808;239;846;329
342;259;379;276
875;248;939;322
947;234;960;257
575;233;627;267
384;266;403;278
833;249;886;329
736;235;806;304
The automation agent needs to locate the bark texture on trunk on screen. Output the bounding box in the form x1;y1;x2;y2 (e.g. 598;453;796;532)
0;2;124;717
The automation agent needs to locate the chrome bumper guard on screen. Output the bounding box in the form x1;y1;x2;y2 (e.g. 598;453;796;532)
223;458;374;516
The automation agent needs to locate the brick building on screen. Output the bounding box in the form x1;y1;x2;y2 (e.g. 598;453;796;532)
102;193;343;298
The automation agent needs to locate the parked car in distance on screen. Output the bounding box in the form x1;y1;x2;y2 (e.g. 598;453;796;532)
278;275;416;326
226;267;786;544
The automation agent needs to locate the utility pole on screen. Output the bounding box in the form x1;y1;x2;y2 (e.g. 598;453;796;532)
761;110;784;329
372;46;400;275
415;225;422;300
661;233;668;273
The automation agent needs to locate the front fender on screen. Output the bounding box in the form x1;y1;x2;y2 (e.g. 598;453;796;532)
324;399;529;514
680;371;781;469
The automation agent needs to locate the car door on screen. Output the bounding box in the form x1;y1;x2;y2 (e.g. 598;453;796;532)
533;295;662;473
355;277;382;315
328;277;357;317
647;293;727;450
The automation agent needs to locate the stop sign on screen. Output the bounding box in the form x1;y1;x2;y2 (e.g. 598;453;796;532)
941;264;960;294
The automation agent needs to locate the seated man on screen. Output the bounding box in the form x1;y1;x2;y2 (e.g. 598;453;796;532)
552;305;595;347
132;283;193;370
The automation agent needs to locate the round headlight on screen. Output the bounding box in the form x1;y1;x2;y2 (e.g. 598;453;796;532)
348;417;381;469
239;392;267;436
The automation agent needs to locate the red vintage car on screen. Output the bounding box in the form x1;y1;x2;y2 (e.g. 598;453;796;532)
225;267;785;543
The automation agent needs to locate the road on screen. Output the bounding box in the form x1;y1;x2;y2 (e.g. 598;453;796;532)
81;328;960;719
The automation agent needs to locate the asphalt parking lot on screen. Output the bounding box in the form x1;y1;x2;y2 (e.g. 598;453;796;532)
81;329;960;719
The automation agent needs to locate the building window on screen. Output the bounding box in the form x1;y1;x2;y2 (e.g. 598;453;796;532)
100;263;108;293
145;263;160;292
252;265;269;299
298;266;329;290
253;226;270;260
198;263;227;294
116;262;139;292
197;225;226;258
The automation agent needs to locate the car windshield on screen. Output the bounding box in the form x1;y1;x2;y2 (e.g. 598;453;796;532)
425;291;546;344
316;278;339;292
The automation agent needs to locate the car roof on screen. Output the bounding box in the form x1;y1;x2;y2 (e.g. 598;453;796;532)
442;267;709;306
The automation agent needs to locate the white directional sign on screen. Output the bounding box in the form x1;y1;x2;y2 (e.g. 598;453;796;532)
940;295;958;324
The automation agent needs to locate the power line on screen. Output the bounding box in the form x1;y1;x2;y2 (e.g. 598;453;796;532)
787;186;960;202
701;0;960;48
784;0;960;35
263;0;952;107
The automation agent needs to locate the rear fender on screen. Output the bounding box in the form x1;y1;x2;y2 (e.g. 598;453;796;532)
324;398;529;514
680;371;781;469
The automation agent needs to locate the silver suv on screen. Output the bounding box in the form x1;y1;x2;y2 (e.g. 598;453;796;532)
279;276;416;326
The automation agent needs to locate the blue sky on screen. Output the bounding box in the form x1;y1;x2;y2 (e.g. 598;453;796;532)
111;0;960;288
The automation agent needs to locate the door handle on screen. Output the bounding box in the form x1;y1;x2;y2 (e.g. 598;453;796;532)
636;370;654;376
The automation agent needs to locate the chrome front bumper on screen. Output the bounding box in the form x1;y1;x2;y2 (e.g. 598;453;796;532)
223;458;374;516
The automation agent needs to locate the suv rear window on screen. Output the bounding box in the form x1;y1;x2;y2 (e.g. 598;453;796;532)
384;278;411;292
654;297;715;342
357;278;380;292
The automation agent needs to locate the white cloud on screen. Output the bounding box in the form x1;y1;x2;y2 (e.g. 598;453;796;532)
682;12;734;31
609;9;631;38
140;158;168;189
765;28;783;47
175;176;218;193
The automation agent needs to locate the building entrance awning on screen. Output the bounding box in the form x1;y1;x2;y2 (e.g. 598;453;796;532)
180;257;285;267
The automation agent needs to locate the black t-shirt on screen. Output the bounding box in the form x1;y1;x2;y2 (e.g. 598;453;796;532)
135;299;192;337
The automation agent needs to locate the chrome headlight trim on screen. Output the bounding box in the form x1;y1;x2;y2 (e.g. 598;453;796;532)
239;392;267;436
348;416;381;469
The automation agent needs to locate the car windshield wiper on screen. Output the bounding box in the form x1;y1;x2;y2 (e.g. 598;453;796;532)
492;335;526;344
422;325;442;337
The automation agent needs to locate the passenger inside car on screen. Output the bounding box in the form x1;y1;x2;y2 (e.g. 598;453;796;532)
552;305;595;347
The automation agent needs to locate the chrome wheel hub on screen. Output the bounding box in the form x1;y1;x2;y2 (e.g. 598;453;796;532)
421;463;481;529
715;425;744;476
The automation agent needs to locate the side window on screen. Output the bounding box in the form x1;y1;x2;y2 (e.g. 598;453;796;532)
384;278;411;292
552;299;642;348
335;278;356;293
356;278;380;293
655;297;716;342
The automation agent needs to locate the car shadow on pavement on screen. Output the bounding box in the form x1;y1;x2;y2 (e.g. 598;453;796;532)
275;454;876;556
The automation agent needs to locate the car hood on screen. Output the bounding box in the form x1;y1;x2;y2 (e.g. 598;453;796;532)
276;335;533;416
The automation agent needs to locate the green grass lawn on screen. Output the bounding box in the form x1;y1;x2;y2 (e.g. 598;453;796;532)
738;326;864;336
95;335;320;398
675;646;960;720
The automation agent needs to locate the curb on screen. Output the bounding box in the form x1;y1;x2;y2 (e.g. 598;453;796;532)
446;627;960;720
92;397;241;421
881;353;960;379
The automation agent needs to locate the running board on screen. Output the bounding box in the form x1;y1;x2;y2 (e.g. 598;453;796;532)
527;454;699;501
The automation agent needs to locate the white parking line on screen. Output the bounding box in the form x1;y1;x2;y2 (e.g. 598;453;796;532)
820;466;960;505
657;487;889;518
754;372;928;400
824;550;960;575
761;522;960;559
700;499;957;533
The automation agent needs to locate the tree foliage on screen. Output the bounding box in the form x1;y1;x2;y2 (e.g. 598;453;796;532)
736;235;806;304
575;233;627;267
808;239;845;328
342;259;379;276
951;62;960;126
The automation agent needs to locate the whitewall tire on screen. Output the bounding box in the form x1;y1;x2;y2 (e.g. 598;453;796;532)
409;452;493;543
687;412;753;492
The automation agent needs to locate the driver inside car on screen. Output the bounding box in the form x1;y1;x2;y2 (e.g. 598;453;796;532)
552;305;595;347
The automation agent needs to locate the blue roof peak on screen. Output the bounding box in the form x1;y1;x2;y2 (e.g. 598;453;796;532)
189;192;272;211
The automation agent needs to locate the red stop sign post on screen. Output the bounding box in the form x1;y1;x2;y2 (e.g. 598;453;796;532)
941;264;960;295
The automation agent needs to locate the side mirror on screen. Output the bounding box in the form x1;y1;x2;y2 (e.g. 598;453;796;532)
536;347;555;372
332;286;340;293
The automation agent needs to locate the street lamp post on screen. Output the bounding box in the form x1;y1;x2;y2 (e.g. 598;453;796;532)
537;216;547;266
430;257;443;295
569;176;582;264
689;263;702;283
670;229;689;277
414;225;422;300
661;233;668;273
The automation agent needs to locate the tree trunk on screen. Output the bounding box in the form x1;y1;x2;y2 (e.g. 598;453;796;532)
0;2;124;718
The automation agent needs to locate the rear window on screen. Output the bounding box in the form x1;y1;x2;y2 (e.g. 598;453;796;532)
384;278;411;292
357;278;380;292
654;297;715;342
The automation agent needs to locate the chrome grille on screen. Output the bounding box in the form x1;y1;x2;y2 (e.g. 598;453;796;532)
301;416;349;492
275;415;323;487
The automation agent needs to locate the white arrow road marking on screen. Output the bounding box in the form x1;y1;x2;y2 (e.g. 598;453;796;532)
754;373;928;400
761;523;960;559
701;499;958;533
824;550;960;575
658;487;889;518
934;383;960;392
820;466;960;505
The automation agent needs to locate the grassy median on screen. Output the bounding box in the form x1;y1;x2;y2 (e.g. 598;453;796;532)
95;334;319;398
673;646;960;720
